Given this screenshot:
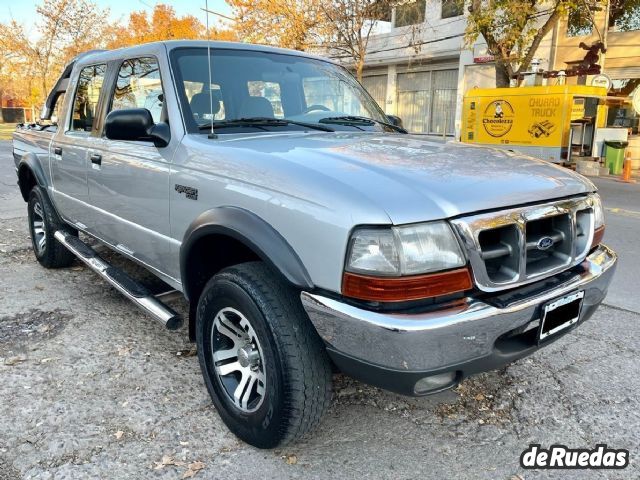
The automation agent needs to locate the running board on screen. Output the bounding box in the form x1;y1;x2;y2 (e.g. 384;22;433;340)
54;230;182;330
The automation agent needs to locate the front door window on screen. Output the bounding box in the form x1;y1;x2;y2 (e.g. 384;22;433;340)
111;57;164;123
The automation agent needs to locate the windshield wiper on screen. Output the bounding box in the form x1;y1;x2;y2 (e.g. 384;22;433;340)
198;117;335;132
319;115;407;133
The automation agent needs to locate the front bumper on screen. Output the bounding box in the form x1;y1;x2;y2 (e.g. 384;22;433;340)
301;244;617;396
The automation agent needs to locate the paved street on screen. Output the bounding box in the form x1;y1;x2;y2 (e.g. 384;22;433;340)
0;139;638;480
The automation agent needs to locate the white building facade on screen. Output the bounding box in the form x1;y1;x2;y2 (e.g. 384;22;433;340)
357;0;555;139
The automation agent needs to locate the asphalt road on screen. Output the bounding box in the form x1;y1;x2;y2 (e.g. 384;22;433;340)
0;140;638;480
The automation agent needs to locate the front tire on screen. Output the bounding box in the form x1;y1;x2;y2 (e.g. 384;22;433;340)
27;186;75;269
196;262;332;448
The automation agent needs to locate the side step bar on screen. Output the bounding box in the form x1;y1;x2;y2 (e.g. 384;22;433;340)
54;230;183;330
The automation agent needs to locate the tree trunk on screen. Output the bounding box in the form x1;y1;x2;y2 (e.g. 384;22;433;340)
495;60;511;88
355;57;364;82
0;89;4;123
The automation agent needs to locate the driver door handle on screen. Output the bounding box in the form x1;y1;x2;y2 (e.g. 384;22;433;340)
90;153;102;165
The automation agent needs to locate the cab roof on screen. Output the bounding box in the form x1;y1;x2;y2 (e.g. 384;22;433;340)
74;40;338;67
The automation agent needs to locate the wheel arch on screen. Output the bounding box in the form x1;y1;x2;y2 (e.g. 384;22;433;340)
17;153;48;202
180;207;314;338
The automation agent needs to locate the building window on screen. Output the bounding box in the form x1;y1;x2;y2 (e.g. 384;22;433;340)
609;4;640;31
395;0;426;27
566;9;592;37
441;0;463;19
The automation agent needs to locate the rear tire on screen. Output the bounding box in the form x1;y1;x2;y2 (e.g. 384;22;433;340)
27;186;76;269
196;261;332;448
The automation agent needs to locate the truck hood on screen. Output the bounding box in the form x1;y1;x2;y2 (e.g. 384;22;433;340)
192;132;596;225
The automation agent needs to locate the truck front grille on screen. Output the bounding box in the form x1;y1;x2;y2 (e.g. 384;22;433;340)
451;197;597;292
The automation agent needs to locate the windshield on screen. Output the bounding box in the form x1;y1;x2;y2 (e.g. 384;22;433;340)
170;47;391;134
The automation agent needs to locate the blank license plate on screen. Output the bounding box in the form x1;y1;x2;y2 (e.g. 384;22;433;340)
539;291;584;341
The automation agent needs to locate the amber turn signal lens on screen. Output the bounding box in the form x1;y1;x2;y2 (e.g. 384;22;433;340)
342;268;473;302
591;225;605;249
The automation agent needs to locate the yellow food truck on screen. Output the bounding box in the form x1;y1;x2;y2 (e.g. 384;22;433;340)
461;85;609;163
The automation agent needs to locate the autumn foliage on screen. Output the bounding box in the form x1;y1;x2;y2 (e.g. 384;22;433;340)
0;0;235;111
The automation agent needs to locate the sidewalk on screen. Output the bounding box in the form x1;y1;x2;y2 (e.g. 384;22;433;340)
0;124;17;141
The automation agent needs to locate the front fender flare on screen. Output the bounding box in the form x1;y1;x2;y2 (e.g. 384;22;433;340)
180;206;314;301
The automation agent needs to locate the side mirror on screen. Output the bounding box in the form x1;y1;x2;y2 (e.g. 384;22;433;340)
386;115;404;129
105;108;170;147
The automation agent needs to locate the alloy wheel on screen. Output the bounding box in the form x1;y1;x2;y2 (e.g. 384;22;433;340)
210;307;266;413
32;201;46;254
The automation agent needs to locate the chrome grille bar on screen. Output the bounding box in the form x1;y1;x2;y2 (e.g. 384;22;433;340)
451;196;597;292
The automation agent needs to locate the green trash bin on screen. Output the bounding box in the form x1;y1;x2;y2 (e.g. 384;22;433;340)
604;141;628;175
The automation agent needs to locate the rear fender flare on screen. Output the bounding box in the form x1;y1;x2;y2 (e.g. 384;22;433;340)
17;153;48;201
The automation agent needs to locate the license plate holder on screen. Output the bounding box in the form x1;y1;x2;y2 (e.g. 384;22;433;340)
538;291;584;342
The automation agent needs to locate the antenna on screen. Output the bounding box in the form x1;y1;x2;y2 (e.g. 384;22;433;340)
205;0;217;139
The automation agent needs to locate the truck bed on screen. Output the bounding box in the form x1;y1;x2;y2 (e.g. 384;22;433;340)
12;124;56;177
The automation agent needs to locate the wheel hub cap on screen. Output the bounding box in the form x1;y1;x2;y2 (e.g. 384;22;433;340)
237;345;260;369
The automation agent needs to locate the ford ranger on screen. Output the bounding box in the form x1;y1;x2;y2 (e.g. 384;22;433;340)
12;41;617;448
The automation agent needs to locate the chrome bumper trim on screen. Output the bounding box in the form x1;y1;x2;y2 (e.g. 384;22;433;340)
301;245;617;371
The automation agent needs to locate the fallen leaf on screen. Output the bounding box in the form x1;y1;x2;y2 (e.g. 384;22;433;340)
5;356;27;366
37;324;52;334
183;461;205;478
117;346;131;356
175;348;197;357
180;441;189;446
114;430;124;440
153;455;186;470
474;393;485;401
284;454;297;465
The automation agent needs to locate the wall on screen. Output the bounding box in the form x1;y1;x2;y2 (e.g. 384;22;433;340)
553;8;640;82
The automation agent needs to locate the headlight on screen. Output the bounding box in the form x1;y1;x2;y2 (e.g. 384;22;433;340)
346;221;466;276
592;193;604;229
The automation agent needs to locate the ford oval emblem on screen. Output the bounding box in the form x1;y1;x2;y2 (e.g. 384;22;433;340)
537;236;554;250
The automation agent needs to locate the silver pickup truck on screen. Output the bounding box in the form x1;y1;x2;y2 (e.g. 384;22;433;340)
12;40;617;448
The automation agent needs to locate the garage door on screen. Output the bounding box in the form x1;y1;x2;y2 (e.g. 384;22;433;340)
362;75;388;112
396;71;431;133
430;70;458;135
396;69;457;135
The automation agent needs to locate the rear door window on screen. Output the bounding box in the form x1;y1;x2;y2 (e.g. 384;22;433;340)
110;57;164;123
70;64;107;132
183;82;226;123
247;81;284;118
